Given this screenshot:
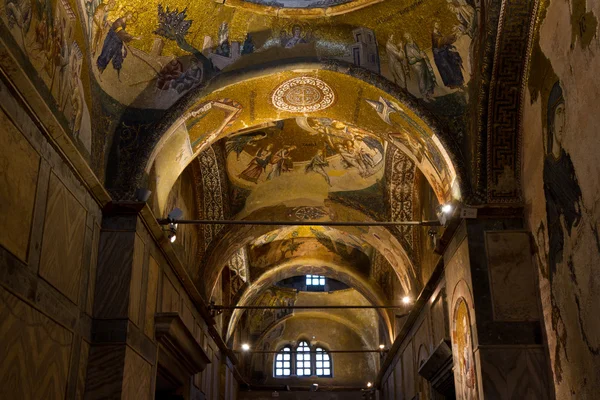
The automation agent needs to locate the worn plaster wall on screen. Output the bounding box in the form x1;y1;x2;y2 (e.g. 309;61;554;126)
522;0;600;398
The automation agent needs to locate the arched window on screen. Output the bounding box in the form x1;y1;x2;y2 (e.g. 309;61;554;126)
296;341;311;376
274;347;292;377
315;348;332;376
273;342;333;378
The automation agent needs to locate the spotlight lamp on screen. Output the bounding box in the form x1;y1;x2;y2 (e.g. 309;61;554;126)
165;208;183;243
436;202;455;226
402;296;411;305
367;382;372;388
167;222;178;243
379;344;385;350
241;343;250;351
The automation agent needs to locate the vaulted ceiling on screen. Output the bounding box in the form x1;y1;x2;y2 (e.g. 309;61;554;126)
0;0;540;385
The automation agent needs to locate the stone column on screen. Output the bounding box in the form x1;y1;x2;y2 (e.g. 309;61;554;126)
442;211;554;399
84;203;155;399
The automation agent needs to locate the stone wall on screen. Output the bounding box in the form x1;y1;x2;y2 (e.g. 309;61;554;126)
522;0;600;398
0;71;237;399
0;74;101;399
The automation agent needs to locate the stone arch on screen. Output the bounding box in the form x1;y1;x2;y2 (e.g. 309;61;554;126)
225;259;396;342
107;60;467;205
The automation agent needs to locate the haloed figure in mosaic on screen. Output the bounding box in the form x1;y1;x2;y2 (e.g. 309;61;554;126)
543;81;582;278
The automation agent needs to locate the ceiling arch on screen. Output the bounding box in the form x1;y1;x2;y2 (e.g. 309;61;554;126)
225;261;394;341
200;203;419;301
108;62;465;204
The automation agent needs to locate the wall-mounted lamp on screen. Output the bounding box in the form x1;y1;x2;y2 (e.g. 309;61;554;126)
167;223;178;243
402;296;412;305
165;208;184;243
379;344;385;350
241;343;250;351
367;382;372;388
436;203;455;226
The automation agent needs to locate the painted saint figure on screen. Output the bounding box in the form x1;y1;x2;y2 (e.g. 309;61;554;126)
543;81;582;279
386;34;409;89
432;21;464;89
96;11;138;80
305;150;330;186
267;145;297;180
404;33;436;100
239;144;273;183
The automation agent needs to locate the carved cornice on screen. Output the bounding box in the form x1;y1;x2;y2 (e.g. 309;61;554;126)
155;313;211;375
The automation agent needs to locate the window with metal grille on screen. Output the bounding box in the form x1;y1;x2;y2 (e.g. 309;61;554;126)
274;347;292;377
296;341;311;376
315;348;332;376
305;275;325;286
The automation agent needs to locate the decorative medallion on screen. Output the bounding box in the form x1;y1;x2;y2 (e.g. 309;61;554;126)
272;77;335;113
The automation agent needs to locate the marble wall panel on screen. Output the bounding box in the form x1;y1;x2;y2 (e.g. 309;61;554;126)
162;274;180;313
39;172;87;304
0;108;40;262
128;234;145;326
122;347;152;398
402;340;415;400
94;231;136;318
393;341;403;398
86;222;100;316
485;232;540;321
76;340;90;400
144;256;159;338
0;286;72;400
85;345;126;399
476;346;551;399
430;293;447;346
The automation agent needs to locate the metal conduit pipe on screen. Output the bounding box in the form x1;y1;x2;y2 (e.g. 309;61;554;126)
157;219;441;227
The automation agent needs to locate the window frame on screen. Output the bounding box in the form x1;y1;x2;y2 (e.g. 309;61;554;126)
272;341;333;378
273;346;293;377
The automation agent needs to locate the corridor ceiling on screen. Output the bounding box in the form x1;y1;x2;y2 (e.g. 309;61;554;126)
0;0;539;374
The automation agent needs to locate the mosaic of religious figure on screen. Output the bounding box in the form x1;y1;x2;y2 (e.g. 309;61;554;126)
267;145;297;180
452;299;478;400
216;21;230;57
432;21;464;89
305;149;330;186
2;0;92;150
5;0;32;44
280;25;310;48
543;81;583;278
225;119;384;191
239;144;274;183
385;34;409;89
88;0;114;56
403;32;437;101
446;0;476;38
96;11;139;80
